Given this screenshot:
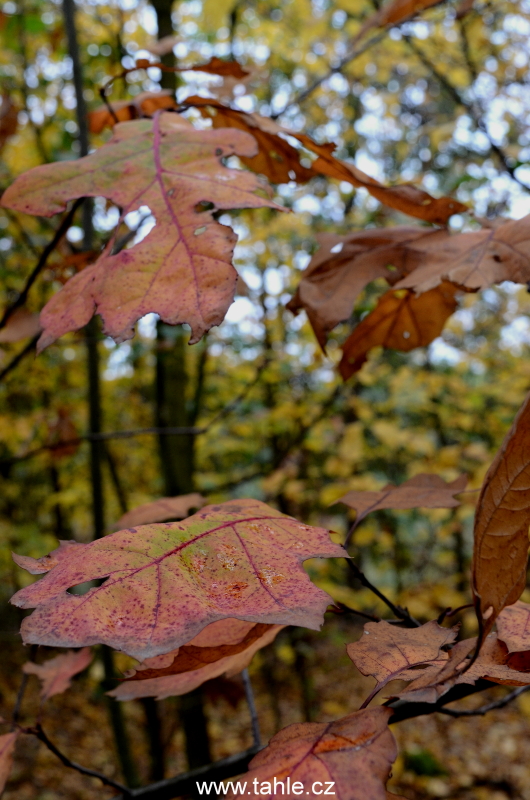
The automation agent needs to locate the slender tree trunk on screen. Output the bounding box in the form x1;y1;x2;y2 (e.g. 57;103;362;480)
62;0;138;786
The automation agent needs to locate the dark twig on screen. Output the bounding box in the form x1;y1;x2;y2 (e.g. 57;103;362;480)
345;559;420;627
0;198;84;332
0;334;39;383
327;602;381;623
242;668;261;748
437;603;473;624
26;722;131;795
438;685;530;718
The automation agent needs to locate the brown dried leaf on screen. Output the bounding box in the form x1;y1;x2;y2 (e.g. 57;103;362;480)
311;156;467;225
185;57;250;79
0;309;41;343
338;474;467;521
497;601;530;653
472;391;530;645
187;95;317;184
286;227;439;348
395;216;530;294
353;0;445;43
347;620;457;703
110;619;284;700
339;282;461;380
230;707;396;800
0;731;18;795
114;493;207;530
146;35;180;57
22;647;92;702
88;90;177;134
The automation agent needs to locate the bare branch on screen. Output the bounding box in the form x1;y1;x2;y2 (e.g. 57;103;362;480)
242;668;261;748
345;559;420;627
438;685;530;718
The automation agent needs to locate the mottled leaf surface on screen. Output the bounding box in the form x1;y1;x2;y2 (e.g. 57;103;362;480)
338;474;467;521
339;283;461;379
23;647;92;702
497;601;530;653
1;113;282;350
231;707;396;800
347;620;457;704
114;493;207;530
111;619;283;700
472;391;530;644
11;499;345;660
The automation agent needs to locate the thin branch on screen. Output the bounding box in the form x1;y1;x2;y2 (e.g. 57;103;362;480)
0;334;39;383
0;198;84;332
26;722;131;795
438;685;530;718
271;29;388;119
242;668;261;748
327;602;381;623
345;559;420;627
437;603;473;624
404;36;529;191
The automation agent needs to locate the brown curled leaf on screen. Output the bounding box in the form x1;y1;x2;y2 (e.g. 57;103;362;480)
497;601;530;654
472;391;530;647
339;282;462;380
110;619;284;700
89;90;177;134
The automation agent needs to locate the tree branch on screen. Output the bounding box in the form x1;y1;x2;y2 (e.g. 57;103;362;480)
26;722;131;795
0;334;39;383
345;559;420;627
438;685;530;717
242;668;261;748
0;198;84;332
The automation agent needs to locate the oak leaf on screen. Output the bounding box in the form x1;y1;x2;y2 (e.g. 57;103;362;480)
396;634;530;704
394;216;530;294
10;499;346;660
1;113;282;350
11;539;83;575
88;90;177;134
230;707;396;800
347;620;457;704
183;57;250;79
186;95;318;184
114;493;207;530
22;647;92;702
0;309;41;343
339;283;461;380
110;619;284;700
312;156;467;225
497;601;530;653
353;0;445;44
186;96;465;222
472;391;530;645
338;474;467;522
0;732;18;795
286;227;440;348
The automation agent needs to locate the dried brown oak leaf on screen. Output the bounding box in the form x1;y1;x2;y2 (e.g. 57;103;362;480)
10;499;345;660
114;493;207;530
339;282;461;380
311;156;466;225
0;732;18;794
286;227;441;349
183;57;250;79
396;634;530;704
110;618;284;700
23;647;92;702
230;707;396;800
338;474;467;522
497;601;530;653
88;90;177;134
395;215;530;294
347;620;457;707
1;113;283;351
472;391;530;647
186;96;465;222
186;95;318;184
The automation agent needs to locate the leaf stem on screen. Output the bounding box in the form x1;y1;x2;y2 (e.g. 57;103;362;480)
345;559;420;627
242;668;261;748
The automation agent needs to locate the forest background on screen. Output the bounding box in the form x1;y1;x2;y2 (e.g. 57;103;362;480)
1;0;530;797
